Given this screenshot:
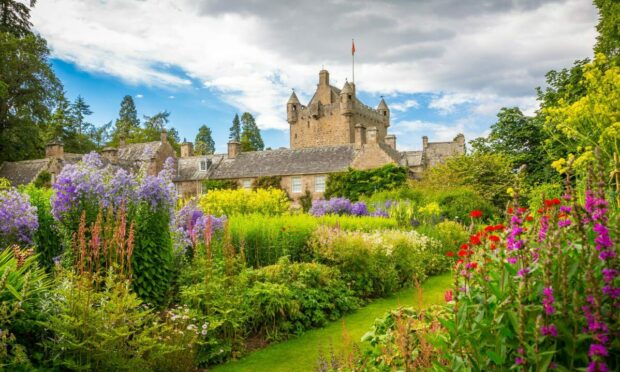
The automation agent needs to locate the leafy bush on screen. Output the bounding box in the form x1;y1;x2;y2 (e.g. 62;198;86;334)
20;185;62;270
201;179;238;192
310;227;446;298
0;247;50;369
324;164;407;201
198;188;290;216
299;190;313;212
525;182;563;211
430;187;497;222
43;269;192;370
32;171;51;189
417;220;469;256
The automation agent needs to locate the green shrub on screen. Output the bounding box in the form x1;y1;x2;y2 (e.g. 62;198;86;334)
33;171;51;189
362;186;424;205
324;164;408;201
43;269;192;371
201;179;238;192
132;203;174;307
525;182;563;211
430;187;498;222
417;220;469;255
20;184;62;271
252;176;283;191
299;190;313;212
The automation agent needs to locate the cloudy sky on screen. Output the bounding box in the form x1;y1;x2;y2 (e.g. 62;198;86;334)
31;0;599;151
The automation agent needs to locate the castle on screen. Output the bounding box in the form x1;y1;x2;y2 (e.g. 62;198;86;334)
0;69;465;200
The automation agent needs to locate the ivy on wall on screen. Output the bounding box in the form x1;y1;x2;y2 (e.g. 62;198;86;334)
324;164;407;201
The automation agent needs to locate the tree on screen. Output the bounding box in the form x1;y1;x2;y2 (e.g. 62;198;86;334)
0;32;61;161
470;107;554;184
0;0;36;37
229;113;241;142
91;121;113;149
113;95;140;143
71;95;92;135
593;0;620;64
239;112;264;151
194;125;215;155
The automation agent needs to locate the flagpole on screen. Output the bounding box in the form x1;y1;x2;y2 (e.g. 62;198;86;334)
352;38;355;84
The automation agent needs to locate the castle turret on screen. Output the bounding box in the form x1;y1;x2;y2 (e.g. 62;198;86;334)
287;91;300;124
340;81;353;116
377;97;390;127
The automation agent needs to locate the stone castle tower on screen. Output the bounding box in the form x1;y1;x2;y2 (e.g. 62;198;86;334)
287;70;395;150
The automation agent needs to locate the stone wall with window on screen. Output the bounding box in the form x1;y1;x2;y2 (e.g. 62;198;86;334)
279;174;328;201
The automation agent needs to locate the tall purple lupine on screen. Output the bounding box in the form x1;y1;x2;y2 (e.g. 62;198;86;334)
0;189;38;247
173;202;225;250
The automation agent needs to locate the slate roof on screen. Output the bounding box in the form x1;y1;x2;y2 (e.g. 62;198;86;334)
175;155;224;182
403;151;424;167
0;159;50;186
117;141;162;161
209;145;358;180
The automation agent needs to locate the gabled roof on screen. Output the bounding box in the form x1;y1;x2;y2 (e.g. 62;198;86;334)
210;145;358;179
0;159;50;186
117;141;162;161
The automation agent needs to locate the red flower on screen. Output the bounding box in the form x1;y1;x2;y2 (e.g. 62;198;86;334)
456;259;463;265
470;235;482;245
518;207;528;213
507;207;514;215
537;208;544;214
460;243;469;250
490;243;497;250
484;225;494;232
526;215;534;221
458;250;468;257
488;235;500;242
469;262;478;269
446;251;454;257
494;224;505;231
444;290;453;302
470;210;483;218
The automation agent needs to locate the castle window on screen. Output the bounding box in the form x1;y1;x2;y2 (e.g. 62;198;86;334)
314;175;325;193
348;94;352;100
242;179;252;189
383;112;386;116
291;176;302;194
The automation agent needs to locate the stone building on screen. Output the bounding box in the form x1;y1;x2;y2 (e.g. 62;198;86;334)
173;69;465;199
0;132;175;186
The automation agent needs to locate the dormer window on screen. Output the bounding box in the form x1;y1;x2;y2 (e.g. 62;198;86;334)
200;160;207;171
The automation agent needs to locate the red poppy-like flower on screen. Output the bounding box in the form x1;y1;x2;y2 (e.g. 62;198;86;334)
526;215;534;221
470;210;483;218
446;251;454;257
470;235;482;245
444;290;453;302
458;250;468;257
468;262;478;269
460;243;469;250
507;207;514;215
488;235;500;242
456;259;464;265
494;224;505;231
490;243;497;250
537;208;544;214
518;207;528;213
484;225;494;232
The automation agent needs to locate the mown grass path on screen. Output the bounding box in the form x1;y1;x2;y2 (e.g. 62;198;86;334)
213;273;452;372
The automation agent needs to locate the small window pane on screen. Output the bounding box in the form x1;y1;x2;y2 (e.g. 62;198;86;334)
200;160;207;171
315;176;325;193
292;177;302;193
243;180;252;189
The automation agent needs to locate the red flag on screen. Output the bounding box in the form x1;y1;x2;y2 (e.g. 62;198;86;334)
352;39;355;55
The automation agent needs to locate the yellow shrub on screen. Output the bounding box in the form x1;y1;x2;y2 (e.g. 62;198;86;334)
198;188;290;216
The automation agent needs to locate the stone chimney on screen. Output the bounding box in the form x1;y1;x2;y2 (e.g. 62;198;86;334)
101;147;118;164
422;136;429;149
354;123;366;149
385;134;396;150
319;69;329;86
45;141;64;160
180;141;194;157
160;129;168;143
366;126;378;145
228;140;241;159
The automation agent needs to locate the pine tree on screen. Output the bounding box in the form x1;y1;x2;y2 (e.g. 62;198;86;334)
195;124;215;155
229;113;241;142
114;95;140;142
71;95;92;135
0;0;36;37
240;112;264;151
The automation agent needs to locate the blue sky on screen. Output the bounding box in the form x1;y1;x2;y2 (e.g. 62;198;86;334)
37;0;599;153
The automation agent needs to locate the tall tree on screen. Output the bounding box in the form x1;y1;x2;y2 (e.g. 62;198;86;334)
91;120;113;149
0;0;36;37
143;110;170;132
593;0;620;63
239;112;264;151
195;125;215;155
71;95;92;135
229;113;241;142
0;32;61;161
113;95;140;142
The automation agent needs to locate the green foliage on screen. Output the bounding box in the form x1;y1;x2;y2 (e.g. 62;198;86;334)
239;112;264;151
20;184;62;271
299;189;313;212
43;269;190;371
470;107;556;184
423;153;513;210
0;247;50;369
0;0;35;37
362;186;425;206
132;204;173;307
0;32;61;162
113;95;140;142
32;171;51;189
251;175;283;191
229;113;241;142
593;0;620;63
201;179;239;192
324;164;408;201
195;124;216;155
525;182;563;211
417;220;469;256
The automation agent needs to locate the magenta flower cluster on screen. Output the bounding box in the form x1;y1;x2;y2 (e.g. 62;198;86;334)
0;189;39;247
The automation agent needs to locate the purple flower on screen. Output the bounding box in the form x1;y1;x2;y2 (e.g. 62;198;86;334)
538;215;549;242
589;344;608;358
515;357;524;365
0;189;38;247
328;197;353;215
309;199;329;216
351;201;368;216
541;324;558;337
558;219;572;228
173;202;225;249
542;286;555;315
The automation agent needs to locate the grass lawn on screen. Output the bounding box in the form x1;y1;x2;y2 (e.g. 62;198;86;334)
213;273;452;372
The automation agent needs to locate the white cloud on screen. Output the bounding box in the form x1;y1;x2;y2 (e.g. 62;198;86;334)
31;0;598;133
135;94;144;99
168;95;175;100
390;99;420;112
